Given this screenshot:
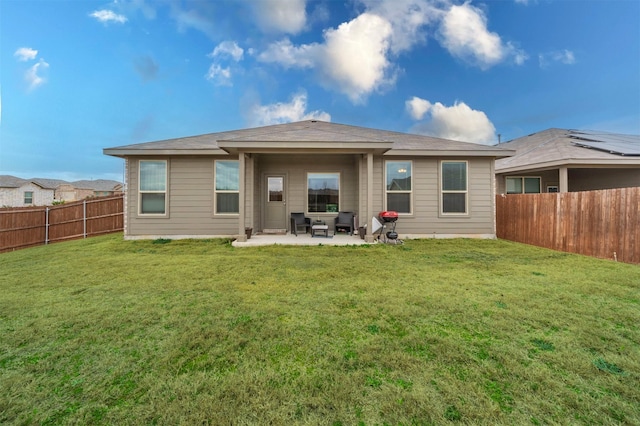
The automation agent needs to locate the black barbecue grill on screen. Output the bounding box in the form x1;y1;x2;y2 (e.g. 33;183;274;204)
377;211;401;244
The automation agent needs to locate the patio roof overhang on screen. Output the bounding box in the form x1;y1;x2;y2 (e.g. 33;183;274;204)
217;140;394;155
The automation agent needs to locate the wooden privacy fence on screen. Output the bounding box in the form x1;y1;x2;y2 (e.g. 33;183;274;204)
496;187;639;264
0;195;124;253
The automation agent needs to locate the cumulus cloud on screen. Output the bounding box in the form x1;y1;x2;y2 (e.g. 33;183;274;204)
251;0;307;34
407;97;497;144
438;2;525;69
406;96;432;120
205;64;232;86
90;9;128;24
26;59;50;91
539;49;576;68
358;0;440;54
258;13;394;103
14;47;38;62
210;41;244;62
246;92;330;127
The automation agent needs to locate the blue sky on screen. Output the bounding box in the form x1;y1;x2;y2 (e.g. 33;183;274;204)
2;0;639;182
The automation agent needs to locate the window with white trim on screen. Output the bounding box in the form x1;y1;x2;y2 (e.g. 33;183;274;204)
441;161;468;214
215;160;239;214
24;191;33;204
506;177;541;194
307;172;339;213
385;160;412;214
139;160;167;215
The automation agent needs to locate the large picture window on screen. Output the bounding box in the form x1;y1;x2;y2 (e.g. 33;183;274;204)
215;160;239;214
385;161;412;214
139;160;167;215
506;177;541;194
308;172;339;213
441;161;468;214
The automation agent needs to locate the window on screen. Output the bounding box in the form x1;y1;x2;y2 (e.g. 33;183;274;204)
506;177;541;194
385;161;412;213
24;191;33;204
308;173;339;213
139;160;167;214
441;161;468;214
215;160;239;214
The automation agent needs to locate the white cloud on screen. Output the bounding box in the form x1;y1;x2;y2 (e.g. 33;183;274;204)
90;9;128;24
258;13;394;103
14;47;38;62
26;59;50;91
251;0;307;34
438;2;525;69
320;13;394;103
358;0;440;54
210;41;244;62
407;97;497;144
205;64;232;86
405;96;432;120
257;38;317;68
539;49;576;68
246;92;330;127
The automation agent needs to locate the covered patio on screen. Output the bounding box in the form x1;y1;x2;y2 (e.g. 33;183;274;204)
232;231;371;247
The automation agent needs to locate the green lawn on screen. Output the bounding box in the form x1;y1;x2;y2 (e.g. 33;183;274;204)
1;234;638;425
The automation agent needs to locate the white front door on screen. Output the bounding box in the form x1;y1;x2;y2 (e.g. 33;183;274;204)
264;175;286;230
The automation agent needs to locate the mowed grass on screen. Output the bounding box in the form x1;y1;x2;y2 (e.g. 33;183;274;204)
1;234;638;425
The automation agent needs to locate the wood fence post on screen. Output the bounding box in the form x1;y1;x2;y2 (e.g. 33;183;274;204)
45;207;49;245
83;200;87;239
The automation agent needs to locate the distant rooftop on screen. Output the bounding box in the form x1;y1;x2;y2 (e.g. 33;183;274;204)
0;175;121;190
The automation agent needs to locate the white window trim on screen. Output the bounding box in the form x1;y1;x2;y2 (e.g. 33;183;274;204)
138;159;168;216
384;160;413;215
506;176;542;194
306;171;341;215
214;160;240;216
440;160;469;216
24;191;33;205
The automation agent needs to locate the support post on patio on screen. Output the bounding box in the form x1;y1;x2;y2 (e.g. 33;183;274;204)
237;153;248;242
365;152;375;243
559;166;568;193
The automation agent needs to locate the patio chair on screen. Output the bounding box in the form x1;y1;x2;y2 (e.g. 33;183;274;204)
290;212;311;236
334;211;354;235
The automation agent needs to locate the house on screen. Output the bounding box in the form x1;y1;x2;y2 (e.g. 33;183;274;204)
0;176;56;207
103;120;513;242
495;129;640;194
0;175;122;207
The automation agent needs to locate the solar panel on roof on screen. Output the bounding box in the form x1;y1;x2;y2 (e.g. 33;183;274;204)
570;130;640;156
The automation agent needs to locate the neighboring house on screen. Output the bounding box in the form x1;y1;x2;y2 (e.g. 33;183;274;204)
0;175;122;207
0;176;55;207
495;129;640;193
104;120;513;242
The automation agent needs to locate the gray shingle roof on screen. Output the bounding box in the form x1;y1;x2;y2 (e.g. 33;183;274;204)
495;128;640;173
0;175;121;191
103;120;513;157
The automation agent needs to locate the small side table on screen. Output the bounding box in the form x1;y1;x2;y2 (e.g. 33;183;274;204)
311;221;329;237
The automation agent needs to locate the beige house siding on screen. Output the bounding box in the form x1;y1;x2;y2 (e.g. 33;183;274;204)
126;156;239;237
123;154;497;238
387;157;495;236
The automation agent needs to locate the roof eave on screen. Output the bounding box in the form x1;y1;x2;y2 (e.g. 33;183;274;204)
384;149;515;158
496;158;640;174
103;148;228;158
